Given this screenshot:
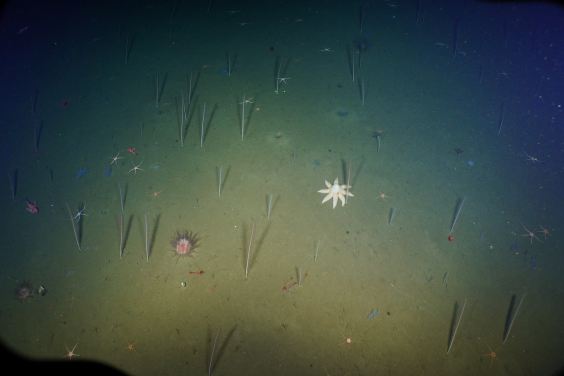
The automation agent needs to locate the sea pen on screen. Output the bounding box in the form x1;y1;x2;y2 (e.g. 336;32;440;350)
446;299;466;354
145;214;149;262
208;326;221;375
389;208;397;228
449;197;466;234
298;266;303;287
66;202;81;251
267;193;273;219
497;102;505;136
7;169;15;202
503;293;526;344
201;102;206;147
420;11;426;26
245;221;256;278
290;151;296;168
442;272;449;285
119;183;124;211
219;165;223;197
345;160;352;204
314;240;320;262
376;134;381;155
359;6;365;33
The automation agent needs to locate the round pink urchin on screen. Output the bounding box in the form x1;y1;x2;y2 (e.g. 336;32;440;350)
171;230;199;263
14;280;34;303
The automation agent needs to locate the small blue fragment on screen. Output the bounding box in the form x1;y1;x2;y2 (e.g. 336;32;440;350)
77;169;88;179
337;110;348;116
314;159;319;165
153;165;159;169
105;166;111;177
217;68;228;75
367;310;379;319
362;30;373;35
84;246;91;251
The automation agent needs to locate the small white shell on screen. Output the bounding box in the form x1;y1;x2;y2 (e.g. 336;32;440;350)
181;282;186;287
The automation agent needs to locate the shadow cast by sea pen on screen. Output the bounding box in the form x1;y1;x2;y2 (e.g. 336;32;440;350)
503;293;525;344
207;326;236;375
446;299;466;354
204;103;219;145
34;120;44;152
149;214;162;259
251;221;271;272
124;214;134;251
6;169;16;201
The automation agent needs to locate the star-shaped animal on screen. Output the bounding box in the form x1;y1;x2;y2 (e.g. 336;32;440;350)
318;178;353;208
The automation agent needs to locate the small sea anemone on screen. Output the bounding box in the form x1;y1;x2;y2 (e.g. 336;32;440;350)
14;280;34;303
171;230;200;263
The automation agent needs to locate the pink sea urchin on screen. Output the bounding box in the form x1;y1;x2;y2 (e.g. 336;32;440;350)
171;230;199;263
14;280;34;303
